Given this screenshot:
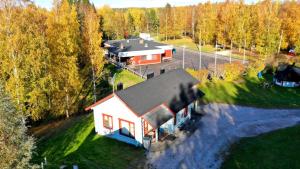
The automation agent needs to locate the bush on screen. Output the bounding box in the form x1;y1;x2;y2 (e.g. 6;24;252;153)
186;68;209;83
223;62;246;81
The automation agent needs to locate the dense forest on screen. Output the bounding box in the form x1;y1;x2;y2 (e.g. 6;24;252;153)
99;0;300;57
0;0;300;123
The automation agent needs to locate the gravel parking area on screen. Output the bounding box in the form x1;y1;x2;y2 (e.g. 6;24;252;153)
132;47;243;77
147;103;300;169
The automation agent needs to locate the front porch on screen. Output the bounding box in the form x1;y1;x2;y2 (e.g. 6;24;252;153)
142;101;202;149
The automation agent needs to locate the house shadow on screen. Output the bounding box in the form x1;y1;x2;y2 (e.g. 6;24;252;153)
34;113;145;169
146;75;300;169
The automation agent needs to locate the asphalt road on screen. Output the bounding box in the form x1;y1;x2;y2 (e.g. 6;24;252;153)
132;47;244;77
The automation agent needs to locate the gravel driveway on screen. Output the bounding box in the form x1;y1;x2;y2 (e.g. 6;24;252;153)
147;103;300;169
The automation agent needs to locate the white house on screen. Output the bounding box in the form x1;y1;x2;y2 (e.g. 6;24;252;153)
85;69;203;146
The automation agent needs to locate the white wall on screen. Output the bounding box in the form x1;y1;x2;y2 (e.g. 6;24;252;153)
92;95;143;146
175;102;193;128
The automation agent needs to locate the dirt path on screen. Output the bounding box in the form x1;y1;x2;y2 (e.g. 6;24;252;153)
147;103;300;169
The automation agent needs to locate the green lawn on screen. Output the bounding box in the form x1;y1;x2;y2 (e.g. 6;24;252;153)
114;69;144;89
199;76;300;108
222;125;300;169
33;114;145;169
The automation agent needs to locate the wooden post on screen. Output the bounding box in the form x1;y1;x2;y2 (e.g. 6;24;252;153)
155;128;159;142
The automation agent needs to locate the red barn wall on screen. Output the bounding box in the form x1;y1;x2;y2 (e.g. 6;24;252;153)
130;54;161;65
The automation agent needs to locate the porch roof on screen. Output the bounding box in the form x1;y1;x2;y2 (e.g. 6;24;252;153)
143;105;174;129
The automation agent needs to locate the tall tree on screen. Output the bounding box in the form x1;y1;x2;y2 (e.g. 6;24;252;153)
98;5;115;39
83;8;105;103
0;83;36;169
0;1;53;120
279;0;300;52
145;8;159;34
160;3;172;40
253;0;281;56
197;2;217;45
46;0;82;118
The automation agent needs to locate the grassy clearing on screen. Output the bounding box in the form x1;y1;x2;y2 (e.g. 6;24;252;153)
199;76;300;108
32;114;145;169
222;125;300;169
114;69;144;89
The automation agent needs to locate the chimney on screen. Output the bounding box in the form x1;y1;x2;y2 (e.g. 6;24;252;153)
117;83;123;91
139;39;144;44
160;68;165;75
146;72;154;79
120;43;124;49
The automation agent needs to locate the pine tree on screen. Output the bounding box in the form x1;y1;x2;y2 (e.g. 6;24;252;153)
0;83;36;169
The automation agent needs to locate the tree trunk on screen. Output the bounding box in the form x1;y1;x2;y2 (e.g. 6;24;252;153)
92;66;97;103
278;30;283;54
65;89;69;118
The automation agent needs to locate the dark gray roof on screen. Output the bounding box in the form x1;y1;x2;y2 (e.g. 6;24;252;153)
116;69;204;116
106;39;169;54
143;105;174;129
275;65;300;82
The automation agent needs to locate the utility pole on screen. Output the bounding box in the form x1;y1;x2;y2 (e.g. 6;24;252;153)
214;40;217;75
182;46;186;69
112;73;116;93
199;29;202;70
230;40;233;64
165;12;167;41
192;6;195;40
243;38;246;64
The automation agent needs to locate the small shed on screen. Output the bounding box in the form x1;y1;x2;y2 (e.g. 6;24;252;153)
274;64;300;87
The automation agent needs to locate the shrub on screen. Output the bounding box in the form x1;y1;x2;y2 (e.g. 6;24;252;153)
186;68;209;83
223;62;246;81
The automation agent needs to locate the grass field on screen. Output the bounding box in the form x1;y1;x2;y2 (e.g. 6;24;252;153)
199;76;300;108
222;125;300;169
114;69;144;89
32;114;145;169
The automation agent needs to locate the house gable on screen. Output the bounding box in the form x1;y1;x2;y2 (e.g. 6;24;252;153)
91;94;143;146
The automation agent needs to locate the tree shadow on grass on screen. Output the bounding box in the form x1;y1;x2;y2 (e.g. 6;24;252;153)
201;76;300;108
33;113;144;169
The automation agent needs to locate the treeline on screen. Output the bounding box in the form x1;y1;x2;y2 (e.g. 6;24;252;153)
99;0;300;56
0;0;104;121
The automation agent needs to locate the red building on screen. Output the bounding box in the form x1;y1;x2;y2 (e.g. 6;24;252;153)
105;38;173;66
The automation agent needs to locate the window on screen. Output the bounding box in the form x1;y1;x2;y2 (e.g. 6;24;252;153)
102;114;113;129
146;54;153;60
119;119;135;138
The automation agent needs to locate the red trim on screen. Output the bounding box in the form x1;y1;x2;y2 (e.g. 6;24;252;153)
85;94;114;111
102;114;113;130
119;118;135;138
